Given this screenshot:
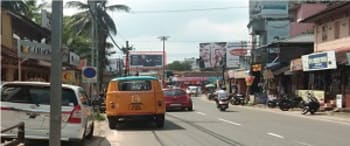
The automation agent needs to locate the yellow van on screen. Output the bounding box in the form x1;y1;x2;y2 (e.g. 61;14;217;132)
105;76;165;129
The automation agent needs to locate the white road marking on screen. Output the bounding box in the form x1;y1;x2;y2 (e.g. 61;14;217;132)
267;132;285;139
218;118;241;126
113;130;118;136
295;141;313;146
196;111;206;116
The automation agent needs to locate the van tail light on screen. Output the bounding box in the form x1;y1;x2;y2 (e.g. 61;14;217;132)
67;105;82;124
1;107;11;110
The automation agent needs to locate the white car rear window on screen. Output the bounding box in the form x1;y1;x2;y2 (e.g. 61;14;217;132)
1;85;78;106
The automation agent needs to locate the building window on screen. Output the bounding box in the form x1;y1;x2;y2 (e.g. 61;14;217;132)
334;21;340;39
322;25;328;41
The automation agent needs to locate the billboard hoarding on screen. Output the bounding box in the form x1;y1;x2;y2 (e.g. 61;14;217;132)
129;51;163;69
226;42;247;69
199;42;226;68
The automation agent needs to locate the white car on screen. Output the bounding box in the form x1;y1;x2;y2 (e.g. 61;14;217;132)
0;82;94;145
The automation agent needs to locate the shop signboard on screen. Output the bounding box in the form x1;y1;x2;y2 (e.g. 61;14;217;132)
302;51;337;71
227;70;235;79
245;75;255;86
69;52;80;67
18;39;69;62
62;70;76;84
290;58;302;71
233;70;249;79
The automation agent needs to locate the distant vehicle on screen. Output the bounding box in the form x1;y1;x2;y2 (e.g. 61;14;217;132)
105;76;165;129
186;86;201;97
163;88;193;111
1;81;94;145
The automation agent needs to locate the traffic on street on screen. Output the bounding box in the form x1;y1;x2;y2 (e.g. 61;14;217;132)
1;0;350;146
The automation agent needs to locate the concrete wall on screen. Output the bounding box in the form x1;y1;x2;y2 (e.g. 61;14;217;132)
314;15;350;52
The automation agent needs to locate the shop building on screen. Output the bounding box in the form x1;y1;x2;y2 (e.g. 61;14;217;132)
301;2;350;108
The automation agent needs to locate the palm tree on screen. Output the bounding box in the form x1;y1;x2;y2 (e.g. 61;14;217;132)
66;0;130;90
1;0;48;24
22;0;48;24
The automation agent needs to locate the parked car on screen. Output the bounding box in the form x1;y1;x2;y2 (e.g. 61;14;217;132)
163;88;193;111
0;81;94;145
105;76;165;129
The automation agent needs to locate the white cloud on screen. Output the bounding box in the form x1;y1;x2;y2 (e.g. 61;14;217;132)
180;18;249;42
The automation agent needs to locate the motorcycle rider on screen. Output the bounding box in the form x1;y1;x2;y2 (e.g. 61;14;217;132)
302;91;320;115
214;86;228;107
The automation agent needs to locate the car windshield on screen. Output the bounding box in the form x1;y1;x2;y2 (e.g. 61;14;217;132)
1;84;78;106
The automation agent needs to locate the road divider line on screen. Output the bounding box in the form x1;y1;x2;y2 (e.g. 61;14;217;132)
295;141;313;146
267;132;285;139
218;118;241;126
196;111;206;116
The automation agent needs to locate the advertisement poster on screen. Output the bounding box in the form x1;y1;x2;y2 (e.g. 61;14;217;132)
226;42;247;69
129;51;163;69
199;42;226;68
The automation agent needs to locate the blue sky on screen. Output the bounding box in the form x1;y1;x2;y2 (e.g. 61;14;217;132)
64;0;250;63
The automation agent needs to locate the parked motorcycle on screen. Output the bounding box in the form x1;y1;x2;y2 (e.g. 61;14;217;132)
278;95;305;111
230;93;245;105
215;96;230;111
302;92;320;115
267;98;280;108
207;92;216;101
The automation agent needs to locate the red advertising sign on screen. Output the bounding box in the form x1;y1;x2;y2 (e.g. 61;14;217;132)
230;48;247;56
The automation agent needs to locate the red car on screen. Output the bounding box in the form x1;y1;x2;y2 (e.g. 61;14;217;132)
163;88;193;111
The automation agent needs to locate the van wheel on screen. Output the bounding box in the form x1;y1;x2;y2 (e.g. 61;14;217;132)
108;118;116;129
156;114;165;128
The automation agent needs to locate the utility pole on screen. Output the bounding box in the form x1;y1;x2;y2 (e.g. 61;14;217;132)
158;36;170;87
49;1;63;146
124;41;130;76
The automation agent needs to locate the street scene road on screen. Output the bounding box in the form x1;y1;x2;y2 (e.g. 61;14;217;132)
82;95;350;146
2;1;350;146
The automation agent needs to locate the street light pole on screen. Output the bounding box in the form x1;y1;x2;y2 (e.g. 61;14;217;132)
158;36;169;87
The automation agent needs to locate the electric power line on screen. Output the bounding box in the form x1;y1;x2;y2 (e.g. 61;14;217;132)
130;6;248;14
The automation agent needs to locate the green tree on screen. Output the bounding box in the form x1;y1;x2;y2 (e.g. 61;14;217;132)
1;1;27;15
1;0;48;24
66;0;129;90
167;61;192;71
23;0;48;24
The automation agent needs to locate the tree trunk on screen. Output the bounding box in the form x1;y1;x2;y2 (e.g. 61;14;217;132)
97;29;107;91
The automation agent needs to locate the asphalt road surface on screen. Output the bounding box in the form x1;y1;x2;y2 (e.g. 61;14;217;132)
25;95;350;146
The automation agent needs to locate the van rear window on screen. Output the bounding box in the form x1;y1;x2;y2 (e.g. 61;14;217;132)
1;85;78;106
118;80;152;91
